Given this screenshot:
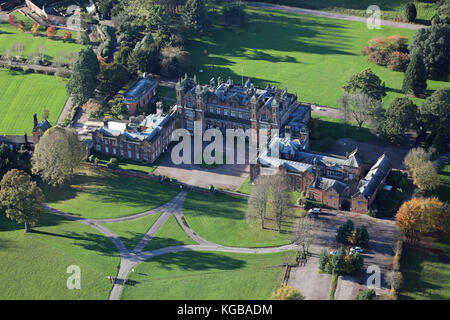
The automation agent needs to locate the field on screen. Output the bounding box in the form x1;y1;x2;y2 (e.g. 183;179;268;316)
0;17;83;62
44;166;180;219
186;7;449;109
0;212;119;299
400;237;450;300
183;191;300;247
254;0;438;23
0;68;68;135
121;250;292;300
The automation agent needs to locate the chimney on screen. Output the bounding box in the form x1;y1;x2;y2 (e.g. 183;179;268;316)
285;125;291;140
33;114;38;129
24;133;28;145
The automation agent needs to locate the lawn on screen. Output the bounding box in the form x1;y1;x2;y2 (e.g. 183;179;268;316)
44;166;180;219
0;211;119;299
143;215;197;251
100;212;163;251
399;237;450;300
182;191;299;247
237;175;253;194
438;160;450;185
255;0;438;24
121;250;293;300
92;152;166;174
0;68;68;135
186;7;449;109
427;160;450;202
0;20;84;62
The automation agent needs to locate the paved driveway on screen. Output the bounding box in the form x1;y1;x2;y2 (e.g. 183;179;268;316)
154;138;250;190
288;209;399;299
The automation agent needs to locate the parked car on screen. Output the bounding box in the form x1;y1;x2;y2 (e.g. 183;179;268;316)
349;247;363;255
330;250;338;255
308;208;321;215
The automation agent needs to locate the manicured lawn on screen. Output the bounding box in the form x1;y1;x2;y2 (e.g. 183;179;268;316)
438;160;450;185
399;237;450;300
0;211;119;299
183;191;299;247
237;175;253;194
0;68;68;135
100;212;163;251
427;160;450;202
44;166;180;219
157;86;176;100
255;0;438;23
121;250;293;299
186;7;449;109
92;152;166;174
0;21;84;62
143;215;197;251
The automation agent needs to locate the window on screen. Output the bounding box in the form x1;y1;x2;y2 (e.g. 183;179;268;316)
113;148;117;155
209;106;214;113
246;113;250;120
136;153;140;160
96;145;101;151
128;150;132;158
120;149;124;156
230;110;236;117
216;107;221;115
238;112;242;118
144;154;148;161
224;108;228;116
105;146;109;153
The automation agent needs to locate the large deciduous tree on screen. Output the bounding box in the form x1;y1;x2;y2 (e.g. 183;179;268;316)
31;127;86;187
181;0;211;35
269;173;292;233
412;161;440;191
338;92;384;129
98;62;130;98
419;88;450;137
342;69;387;101
0;169;44;232
247;175;270;229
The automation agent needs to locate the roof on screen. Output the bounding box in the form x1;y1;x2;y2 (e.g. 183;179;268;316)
123;76;158;103
0;135;32;146
311;177;348;195
36;120;52;132
258;148;313;174
293;150;362;169
355;154;392;199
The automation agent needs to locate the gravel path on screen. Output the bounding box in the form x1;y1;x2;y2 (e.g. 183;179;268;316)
44;190;298;300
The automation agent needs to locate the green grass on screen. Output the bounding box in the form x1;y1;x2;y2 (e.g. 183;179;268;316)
427;160;450;202
0;68;68;135
399;237;450;300
121;250;292;299
100;212;163;251
438;160;450;185
182;191;299;247
0;211;119;299
186;7;449;109
143;215;197;251
254;1;438;23
157;86;176;101
0;20;84;62
44;166;180;219
329;274;339;300
93;153;165;174
237;175;253;194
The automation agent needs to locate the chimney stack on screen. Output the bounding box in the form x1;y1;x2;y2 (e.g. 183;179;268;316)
285;125;291;140
33;114;38;129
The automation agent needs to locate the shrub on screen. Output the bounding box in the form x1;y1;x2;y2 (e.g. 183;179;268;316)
404;3;417;22
367;49;390;66
387;51;409;71
356;289;376;300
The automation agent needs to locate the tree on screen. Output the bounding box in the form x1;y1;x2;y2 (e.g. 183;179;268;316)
66;47;100;106
222;1;247;26
46;26;57;39
7;14;17;26
386;271;403;291
64;31;72;42
1;48;14;65
328;247;345;275
339;92;384;129
413;161;440;191
31;22;40;35
0;169;44;232
0;143;31;179
342;69;387;101
356;289;376;300
292;217;316;256
355;226;369;247
127;46;160;75
404;3;417;22
419;88;450;137
336;219;354;243
268;173;292;233
114;46;133;66
181;0;211;35
247;175;270;229
269;284;304;300
41;107;50;120
396;197;425;244
432;0;450;25
378;98;418;145
109;97;128;119
402;52;427;96
31;127;86;187
146;4;171;39
318;249;329;272
77;31;90;45
98;62;130;98
13;42;24;59
408;23;449;80
18;21;26;32
403;147;432;176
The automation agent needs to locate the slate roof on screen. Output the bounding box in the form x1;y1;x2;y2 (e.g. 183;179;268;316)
355;154;392;199
293;149;362;169
258;148;313;174
123;75;158;104
36;120;52;132
311;177;348;195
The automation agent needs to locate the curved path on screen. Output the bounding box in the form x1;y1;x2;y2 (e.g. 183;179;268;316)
44;190;297;300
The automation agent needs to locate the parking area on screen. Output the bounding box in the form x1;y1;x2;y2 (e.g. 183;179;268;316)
289;209;400;299
154;138;250;190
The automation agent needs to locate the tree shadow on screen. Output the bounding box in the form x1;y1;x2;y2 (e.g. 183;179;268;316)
144;237;193;252
0;210;68;232
151;250;246;271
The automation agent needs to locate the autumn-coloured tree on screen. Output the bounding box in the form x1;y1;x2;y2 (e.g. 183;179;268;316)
8;14;17;26
46;26;57;39
396;197;447;243
64;31;72;42
97;55;109;71
269;284;304;300
31;22;40;35
18;21;26;32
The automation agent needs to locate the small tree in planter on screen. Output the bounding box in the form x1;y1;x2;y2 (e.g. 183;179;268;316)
31;22;40;35
46;26;57;39
64;31;72;42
